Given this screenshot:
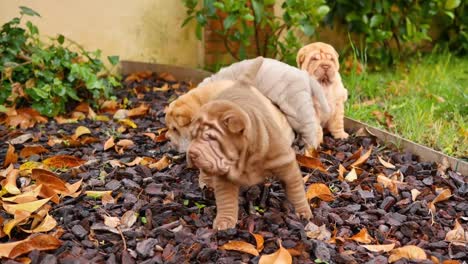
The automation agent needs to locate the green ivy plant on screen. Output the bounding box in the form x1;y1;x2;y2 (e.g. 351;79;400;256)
323;0;464;66
182;0;330;66
0;6;121;117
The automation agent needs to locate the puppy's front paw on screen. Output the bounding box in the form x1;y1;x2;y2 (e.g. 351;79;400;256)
296;207;313;220
213;217;237;230
333;131;349;139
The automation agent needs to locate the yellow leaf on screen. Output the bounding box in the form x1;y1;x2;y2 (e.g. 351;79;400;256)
95;115;110;122
350;147;372;168
103;137;115;151
85;190;112;199
3;210;31;237
72;126;91;140
148;155;171;170
23;213;57;233
361;243;395;253
2;185;42;203
378;156;396;169
220;240;259;256
350;228;373;244
19;161;44;176
251;233;264;252
4;168;21;195
259;241;292;264
388;245;427;263
118;118;137;128
306;183;335;202
345;168;358;182
2;198;51;214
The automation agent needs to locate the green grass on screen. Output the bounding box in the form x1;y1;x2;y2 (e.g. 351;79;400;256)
343;51;468;159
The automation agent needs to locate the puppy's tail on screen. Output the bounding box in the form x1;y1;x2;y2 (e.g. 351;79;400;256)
238;56;263;86
309;77;331;117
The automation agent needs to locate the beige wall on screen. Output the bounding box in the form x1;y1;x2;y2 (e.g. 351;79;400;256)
0;1;204;68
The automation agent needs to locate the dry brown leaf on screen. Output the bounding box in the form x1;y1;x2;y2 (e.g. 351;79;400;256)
19;145;49;159
442;260;461;264
346;147;362;162
377;174;403;196
32;169;68;193
3;210;31;237
42;155;85;169
345;168;358;182
258;241;292;264
8;234;62;259
388;245;427;263
103;137;115;151
4;108;47;129
429;188;452;214
2;185;42;203
62;179;83;198
124;157;143;167
3;168;21;194
22;213;57;233
8;133;34;145
350;228;373;244
148;155;171;170
104;215;121;228
361;243;395;253
411;189;421;202
124;71;152;83
350;147;372;168
2;198;50;214
127;104;149;117
4;144;18;168
338;164;346;181
159;72;176;82
445;219;467;243
142;133;156;141
116;139;135;148
85;190;113;199
250;233;264;252
121;210;138;229
295;154;327;172
101;192;115;206
220;240;259;256
72;126;91;140
378;156;396;169
304;222;331;241
306;183;334;202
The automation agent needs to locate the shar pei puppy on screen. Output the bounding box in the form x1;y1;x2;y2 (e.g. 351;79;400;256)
296;42;349;139
198;56;331;151
187;77;312;230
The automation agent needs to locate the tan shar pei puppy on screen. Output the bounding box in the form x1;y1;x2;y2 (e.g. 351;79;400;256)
296;42;349;139
187;78;312;230
198;56;331;151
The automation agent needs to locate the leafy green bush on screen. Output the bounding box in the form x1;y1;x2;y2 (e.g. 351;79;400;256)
182;0;330;66
323;0;464;66
0;6;120;117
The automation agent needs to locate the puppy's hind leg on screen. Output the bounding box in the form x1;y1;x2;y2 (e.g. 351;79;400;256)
212;176;240;230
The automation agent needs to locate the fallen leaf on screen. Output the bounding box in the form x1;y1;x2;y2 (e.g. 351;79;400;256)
377;174;403;196
18;161;44;176
159;72;176;82
445;219;467;243
3;168;21;194
304;222;331;241
2;198;51;214
220;240;259;256
4;108;47;129
378;156;396;169
104;215;121;228
124;71;152;83
143;133;156;141
63;179;83;198
345;168;358;182
22;213;57;233
116;139;135;148
112;109;128;120
361;243;395;253
31;169;68;193
0;240;23;258
118;119;137;128
346;147;362;162
306;183;334;202
429;188;452;214
250;233;264;252
295;154;327;172
350;147;372;168
338;164;346;181
388;245;427;263
3;144;18;168
3;210;31;237
85;190;112;199
42;155;85;169
2;185;42;203
8;133;34;145
72;126;91;140
411;189;421;202
124;157;143;166
127;104;149;117
8;234;62;259
350;228;373;244
259;240;292;264
100;100;120;113
19;145;49;159
121;210;138;229
101;192;115;206
103;137;115;151
148;155;171;170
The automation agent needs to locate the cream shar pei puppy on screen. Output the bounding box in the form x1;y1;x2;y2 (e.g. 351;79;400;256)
297;42;349;139
198;57;331;150
187;78;312;230
165;58;294;153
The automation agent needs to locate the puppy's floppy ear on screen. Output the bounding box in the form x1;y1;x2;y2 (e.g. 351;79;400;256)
296;47;307;67
221;112;246;134
174;114;191;127
238;56;263;86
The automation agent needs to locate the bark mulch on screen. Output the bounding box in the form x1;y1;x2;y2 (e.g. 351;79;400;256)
0;72;466;264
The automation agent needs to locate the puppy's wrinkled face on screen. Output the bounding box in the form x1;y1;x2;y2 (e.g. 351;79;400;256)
165;100;194;153
187;101;249;179
298;43;340;86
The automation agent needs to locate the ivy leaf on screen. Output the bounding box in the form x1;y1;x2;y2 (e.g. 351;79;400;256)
57;34;65;44
445;0;461;10
317;5;330;17
370;14;384;28
301;23;315;37
19;6;41;17
223;14;238;30
252;0;264;23
107;55;119;66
